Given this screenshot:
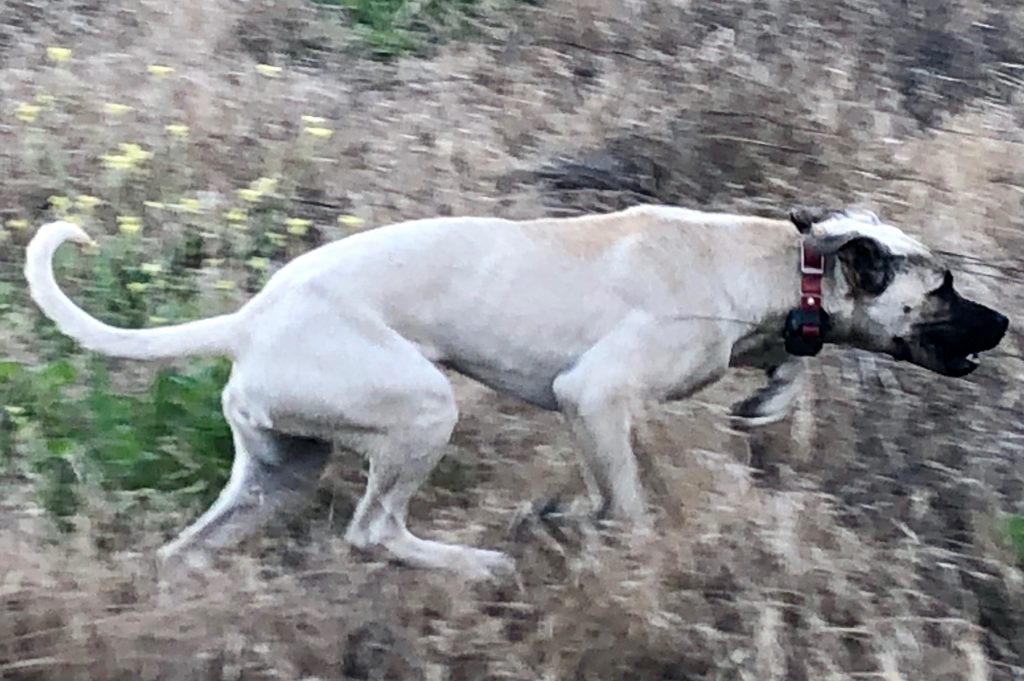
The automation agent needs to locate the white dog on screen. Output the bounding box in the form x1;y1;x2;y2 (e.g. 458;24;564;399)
25;205;1008;580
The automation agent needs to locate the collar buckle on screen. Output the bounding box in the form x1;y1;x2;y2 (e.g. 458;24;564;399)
784;240;830;357
800;240;824;275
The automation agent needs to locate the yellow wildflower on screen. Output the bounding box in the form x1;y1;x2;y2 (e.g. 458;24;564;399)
126;282;148;294
46;47;71;63
102;155;132;170
4;405;26;416
147;64;174;77
338;214;365;230
140;262;162;276
301;115;326;125
143;200;166;210
6;219;28;231
303;126;333;139
266;232;286;247
48;195;71;215
237;188;262;203
117;215;142;235
256;64;282;78
118;143;151;164
148;316;169;325
285;217;311;236
246;256;269;271
225;207;248;221
214;279;236;291
104;102;132;116
225;207;248;226
15;103;39;123
76;195;102;211
176;197;202;214
103;143;150;171
251;177;278;195
164;123;189;138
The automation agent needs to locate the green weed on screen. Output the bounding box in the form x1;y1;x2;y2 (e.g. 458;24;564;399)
1004;513;1024;566
314;0;482;59
0;44;375;532
1;355;232;527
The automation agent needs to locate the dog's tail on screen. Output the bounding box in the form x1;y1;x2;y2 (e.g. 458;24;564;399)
25;221;238;361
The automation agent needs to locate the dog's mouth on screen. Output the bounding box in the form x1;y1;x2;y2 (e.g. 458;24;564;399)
942;351;980;377
891;337;981;377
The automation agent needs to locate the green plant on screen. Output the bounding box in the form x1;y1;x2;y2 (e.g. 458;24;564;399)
0;45;362;530
1004;513;1024;566
1;355;233;527
314;0;482;59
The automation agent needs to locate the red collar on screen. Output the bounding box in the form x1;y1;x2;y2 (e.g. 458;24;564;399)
800;240;824;308
786;238;827;348
783;239;830;356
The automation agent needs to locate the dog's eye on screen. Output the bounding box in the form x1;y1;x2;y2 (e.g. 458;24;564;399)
903;305;912;314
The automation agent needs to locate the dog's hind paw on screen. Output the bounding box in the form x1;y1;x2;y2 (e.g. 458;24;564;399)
155;543;213;573
464;548;516;582
506;492;602;550
507;493;568;541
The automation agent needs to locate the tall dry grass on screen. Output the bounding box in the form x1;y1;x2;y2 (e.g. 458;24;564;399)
1;0;1024;679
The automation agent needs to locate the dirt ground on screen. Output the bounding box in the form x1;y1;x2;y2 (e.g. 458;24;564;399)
2;0;1024;679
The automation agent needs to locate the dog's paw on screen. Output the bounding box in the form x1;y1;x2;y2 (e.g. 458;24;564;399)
729;359;806;429
507;492;596;543
728;394;790;429
464;548;516;583
156;543;212;573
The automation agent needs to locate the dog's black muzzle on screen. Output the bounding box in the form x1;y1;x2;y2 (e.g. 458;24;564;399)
893;296;1009;378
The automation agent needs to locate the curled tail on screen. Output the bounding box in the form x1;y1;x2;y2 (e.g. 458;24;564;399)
24;221;238;361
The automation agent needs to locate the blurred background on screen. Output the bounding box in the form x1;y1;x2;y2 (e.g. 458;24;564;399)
1;1;1024;679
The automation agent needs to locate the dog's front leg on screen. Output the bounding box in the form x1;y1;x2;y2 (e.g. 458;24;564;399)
729;357;807;428
551;312;733;528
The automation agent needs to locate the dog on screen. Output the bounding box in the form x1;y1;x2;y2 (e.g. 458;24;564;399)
24;204;1009;580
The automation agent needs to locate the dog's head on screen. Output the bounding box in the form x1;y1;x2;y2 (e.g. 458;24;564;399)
792;208;1009;377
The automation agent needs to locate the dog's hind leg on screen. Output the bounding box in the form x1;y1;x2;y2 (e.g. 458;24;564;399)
159;298;513;581
340;372;514;582
262;322;514;580
157;403;331;568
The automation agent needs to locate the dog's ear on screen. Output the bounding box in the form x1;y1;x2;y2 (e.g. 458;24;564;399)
789;206;834;234
810;232;894;295
841;208;882;225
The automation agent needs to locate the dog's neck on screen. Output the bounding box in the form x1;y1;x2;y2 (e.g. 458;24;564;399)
818;256;858;342
728;229;849;366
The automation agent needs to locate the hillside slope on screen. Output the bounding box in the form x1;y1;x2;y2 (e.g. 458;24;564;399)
1;1;1023;678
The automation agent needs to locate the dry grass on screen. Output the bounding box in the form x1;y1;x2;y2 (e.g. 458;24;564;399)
2;0;1024;679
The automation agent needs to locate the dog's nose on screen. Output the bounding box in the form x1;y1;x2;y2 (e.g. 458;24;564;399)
997;312;1010;337
976;311;1010;352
